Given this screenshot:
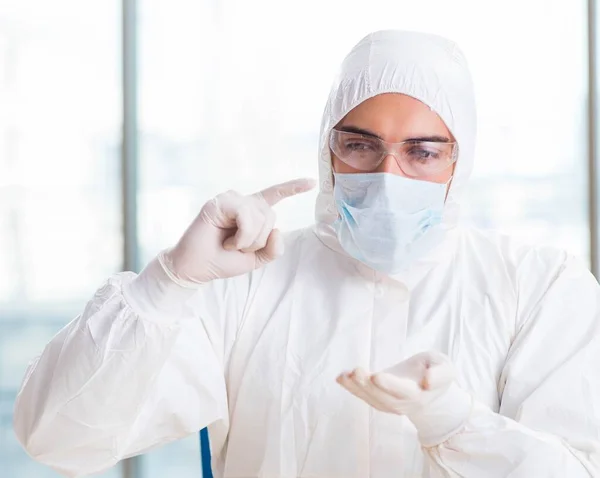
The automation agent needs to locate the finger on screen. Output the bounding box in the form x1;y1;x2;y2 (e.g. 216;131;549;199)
223;204;263;251
423;361;455;391
254;229;284;266
371;372;422;401
408;352;453;391
385;361;423;386
241;209;275;253
338;369;393;413
418;351;451;367
223;236;236;251
208;191;243;229
255;178;316;207
386;352;444;385
351;369;399;411
337;371;378;407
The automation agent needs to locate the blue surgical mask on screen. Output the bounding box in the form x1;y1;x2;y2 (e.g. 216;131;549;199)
332;172;448;274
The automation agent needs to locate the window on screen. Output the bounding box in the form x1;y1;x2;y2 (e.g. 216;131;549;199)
0;1;122;477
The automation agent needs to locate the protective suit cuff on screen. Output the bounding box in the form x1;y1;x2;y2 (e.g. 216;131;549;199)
408;382;474;448
122;255;201;323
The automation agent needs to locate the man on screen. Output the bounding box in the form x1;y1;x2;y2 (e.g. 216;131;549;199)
13;30;600;477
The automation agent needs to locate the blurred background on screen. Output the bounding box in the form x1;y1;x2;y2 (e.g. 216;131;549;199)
0;0;597;476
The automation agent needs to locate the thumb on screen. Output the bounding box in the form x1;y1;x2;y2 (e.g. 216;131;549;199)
254;229;284;267
371;373;422;401
223;236;236;251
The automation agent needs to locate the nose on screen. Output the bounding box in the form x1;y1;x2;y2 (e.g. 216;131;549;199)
374;154;405;176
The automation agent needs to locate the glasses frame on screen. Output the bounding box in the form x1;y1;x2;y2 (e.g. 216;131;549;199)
329;128;459;178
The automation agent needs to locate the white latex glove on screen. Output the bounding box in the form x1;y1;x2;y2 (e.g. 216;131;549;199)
337;351;473;446
160;178;316;286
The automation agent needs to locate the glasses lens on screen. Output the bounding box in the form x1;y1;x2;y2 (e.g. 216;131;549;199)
399;141;456;177
330;130;458;177
330;130;383;171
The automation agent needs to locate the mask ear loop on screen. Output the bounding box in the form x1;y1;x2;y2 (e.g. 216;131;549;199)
328;145;341;218
444;176;454;203
444;143;459;202
329;148;337;183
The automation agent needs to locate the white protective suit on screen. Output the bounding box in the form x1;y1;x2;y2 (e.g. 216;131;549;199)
13;30;600;478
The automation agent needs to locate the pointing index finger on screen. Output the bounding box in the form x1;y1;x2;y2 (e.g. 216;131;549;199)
256;178;317;206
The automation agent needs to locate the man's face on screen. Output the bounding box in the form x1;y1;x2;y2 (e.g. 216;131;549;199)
331;93;456;184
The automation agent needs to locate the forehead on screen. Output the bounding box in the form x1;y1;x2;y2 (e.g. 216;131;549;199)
340;93;451;142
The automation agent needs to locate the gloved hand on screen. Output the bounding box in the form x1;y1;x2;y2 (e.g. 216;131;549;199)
337;351;473;446
159;178;316;286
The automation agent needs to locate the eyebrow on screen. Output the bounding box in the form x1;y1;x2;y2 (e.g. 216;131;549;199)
338;125;384;139
338;125;451;143
408;135;452;143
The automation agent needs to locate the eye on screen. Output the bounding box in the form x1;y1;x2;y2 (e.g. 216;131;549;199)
407;147;440;162
403;141;452;164
345;140;378;152
341;136;380;153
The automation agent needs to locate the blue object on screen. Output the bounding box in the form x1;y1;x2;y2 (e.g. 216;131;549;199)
199;428;213;478
332;172;446;274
